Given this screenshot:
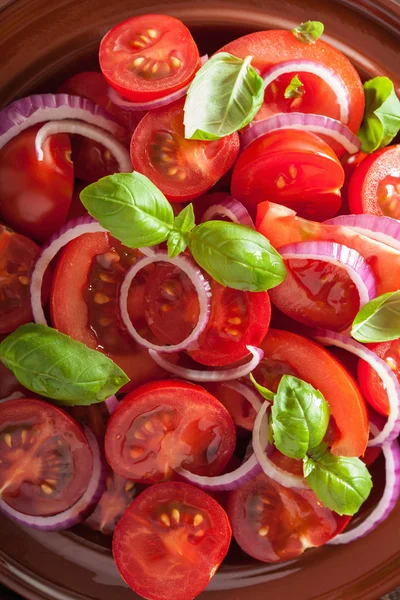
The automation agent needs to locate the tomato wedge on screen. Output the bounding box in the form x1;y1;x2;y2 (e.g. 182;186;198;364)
0;398;92;516
105;380;236;482
357;340;396;416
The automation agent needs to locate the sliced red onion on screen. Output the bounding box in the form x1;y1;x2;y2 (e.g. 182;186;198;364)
278;241;377;308
35;120;132;172
201;196;255;229
312;330;400;447
149;346;264;382
0;93;123;149
262;60;350;124
0;426;106;531
252;401;308;489
0;392;26;404
105;395;119;415
242;113;361;154
177;454;261;491
120;252;211;353
324;214;400;252
222;381;263;413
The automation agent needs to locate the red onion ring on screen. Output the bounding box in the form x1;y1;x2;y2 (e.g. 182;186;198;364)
324;214;400;253
149;346;264;382
119;252;211;353
242;113;361;154
262;60;350;124
35;120;132;172
177;453;261;491
222;381;263;413
0;392;26;404
0;426;107;531
105;395;119;415
201;196;255;229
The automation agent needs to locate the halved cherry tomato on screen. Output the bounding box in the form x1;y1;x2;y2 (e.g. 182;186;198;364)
348;145;400;218
0;126;74;242
252;329;369;457
218;30;364;134
357;340;395;416
231;130;344;221
100;15;200;102
130;99;240;202
205;382;258;431
85;470;136;535
0;398;92;516
50;232;166;390
188;281;271;367
113;481;231;600
340;151;367;211
105;380;236;482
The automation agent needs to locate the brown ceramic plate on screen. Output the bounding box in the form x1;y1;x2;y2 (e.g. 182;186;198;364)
1;0;400;598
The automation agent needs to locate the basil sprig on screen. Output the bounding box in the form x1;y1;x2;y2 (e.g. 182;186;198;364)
0;324;129;405
358;77;400;153
284;74;304;99
81;173;287;293
292;21;324;44
351;290;400;343
184;52;264;140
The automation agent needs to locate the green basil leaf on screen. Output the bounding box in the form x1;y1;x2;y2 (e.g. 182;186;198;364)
292;21;324;44
174;204;195;234
303;452;372;516
184;53;264;140
249;373;275;402
167;230;188;258
271;375;330;460
284;74;304;99
80;172;174;248
0;324;129;405
358;77;400;153
188;221;287;292
351;290;400;342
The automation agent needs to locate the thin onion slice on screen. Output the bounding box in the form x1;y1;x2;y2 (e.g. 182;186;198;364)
0;392;26;404
149;346;263;382
0;426;107;531
262;60;350;124
120;252;211;353
105;395;119;415
242;112;361;154
177;453;261;491
35;120;132;172
312;329;400;447
222;381;263;413
201;196;255;228
324;214;400;252
278;241;377;308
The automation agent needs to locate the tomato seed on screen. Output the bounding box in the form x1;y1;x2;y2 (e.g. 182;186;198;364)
258;527;269;536
193;514;203;527
160;513;171;527
172;508;180;523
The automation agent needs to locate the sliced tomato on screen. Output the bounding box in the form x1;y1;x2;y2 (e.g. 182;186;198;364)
357;341;395;416
340;151;367;211
205;382;258;431
58;71;116;113
218;30;364;134
113;482;231;600
50;232;166;390
100;15;200;103
348;145;400;218
130;99;240;202
188;281;271;367
0;398;92;516
0;126;73;242
85;470;136;535
105;380;236;482
252;329;369;457
256;201;400;297
231;130;344;220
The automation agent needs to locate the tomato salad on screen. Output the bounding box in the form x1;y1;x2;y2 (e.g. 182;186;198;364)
1;15;400;600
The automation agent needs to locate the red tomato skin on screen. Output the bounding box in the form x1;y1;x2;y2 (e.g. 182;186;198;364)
0;126;74;242
358;341;392;416
58;71;115;113
340;151;367;211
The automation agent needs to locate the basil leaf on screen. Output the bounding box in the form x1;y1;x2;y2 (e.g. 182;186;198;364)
351;290;400;342
184;53;264;140
0;324;129;405
174;204;195;234
167;231;187;258
303;452;372;516
188;221;287;292
292;21;324;44
358;77;400;153
249;373;275;402
284;74;304;99
271;375;330;460
80;172;174;248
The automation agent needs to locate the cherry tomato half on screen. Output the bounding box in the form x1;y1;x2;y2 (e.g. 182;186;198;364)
0;398;92;516
357;340;396;416
130;99;240;202
100;14;200;102
85;470;136;535
105;380;236;482
113;482;231;600
231;130;344;221
340;151;367;211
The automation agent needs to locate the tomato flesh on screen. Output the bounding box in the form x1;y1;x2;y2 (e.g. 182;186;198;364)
205;382;259;431
113;482;231;600
357;340;396;416
85;470;136;535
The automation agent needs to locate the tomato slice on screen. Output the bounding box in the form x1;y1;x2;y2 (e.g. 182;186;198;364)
105;380;236;482
0;126;73;242
348;145;400;217
340;151;367;211
58;71;116;114
205;382;258;431
100;15;200;103
231;130;344;221
217;30;364;134
113;481;231;600
130;99;240;202
357;341;396;416
0;398;92;516
85;470;136;535
253;329;369;457
50;232;166;390
188;281;271;367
